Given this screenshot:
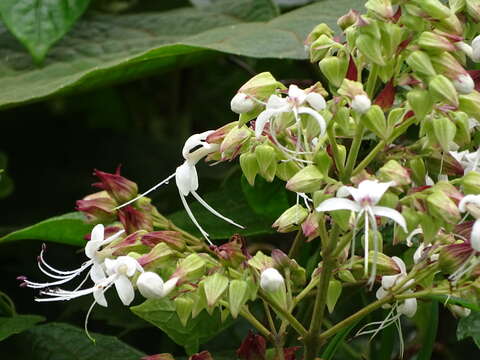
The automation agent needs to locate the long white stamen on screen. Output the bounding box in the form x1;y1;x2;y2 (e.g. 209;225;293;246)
368;207;379;289
100;229;125;247
364;211;369;276
39;248;89;275
115;173;176;210
191;190;244;229
179;191;212;245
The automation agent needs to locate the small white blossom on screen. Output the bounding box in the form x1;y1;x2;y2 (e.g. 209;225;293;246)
230;93;256;114
453;74;475;95
136;271;179;299
450;148;480;174
260;267;285;292
351;94;371;114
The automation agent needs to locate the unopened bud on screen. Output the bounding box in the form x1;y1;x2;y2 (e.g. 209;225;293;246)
255;144;277;182
459;91;480;121
319;56;348;88
407;89;433;121
449;304;472;318
414;0;452;19
137;271;166;299
173;253;207;281
398;298;417;318
365;0;394;19
467;0;480;22
352;94;372;114
137;243;174;269
453;74;475;95
237;72;285;101
418;31;456;52
305;23;334;47
231;93;256;114
203;273;229;307
362;104;388;138
118;205;153;234
426;190;461;224
285;165;323;193
439;243;473;273
240;152;259;186
220;126;251;160
272;204;308;233
309;35;336;62
93;167;138;204
260;268;284;292
406;51;437;77
429;75;459;108
76;193;117;223
356;34;385;66
450;0;466;13
431;116;457;152
377;160;411;186
141;231;185;251
408;158;427;186
337;9;359;30
462;171;480;194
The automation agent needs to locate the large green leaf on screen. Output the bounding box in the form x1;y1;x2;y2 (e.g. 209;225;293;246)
0;0;91;63
0;0;365;110
18;322;145;359
457;311;480;348
0;314;44;341
169;174;283;239
0;212;91;246
131;298;233;355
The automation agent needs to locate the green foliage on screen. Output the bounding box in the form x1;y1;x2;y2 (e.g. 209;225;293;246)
1;212;92;246
0;315;44;341
416;301;439;360
457;312;480;348
0;0;91;62
131;298;234;354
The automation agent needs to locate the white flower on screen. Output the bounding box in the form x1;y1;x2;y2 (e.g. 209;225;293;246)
230;93;256;114
453;74;475;95
351;94;371;114
260;267;285;292
136;271;179;299
450;148;480;174
316;180;407;285
472;35;480;62
21;224;124;290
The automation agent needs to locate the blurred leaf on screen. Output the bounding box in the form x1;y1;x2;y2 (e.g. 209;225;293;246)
0;212;91;246
18;322;144;359
457;311;480;348
321;320;359;360
169;174;281;239
416;301;438;360
0;0;91;62
131;298;233;355
241;176;289;218
0;0;365;110
0;315;44;341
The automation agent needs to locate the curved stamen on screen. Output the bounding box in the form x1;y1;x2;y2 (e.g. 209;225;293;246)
179;191;212;245
191;190;244;229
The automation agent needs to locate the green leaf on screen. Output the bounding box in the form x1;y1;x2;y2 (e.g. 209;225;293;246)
457;312;480;348
131;298;233;355
0;0;365;110
0;0;91;62
0;212;92;246
0;315;44;341
241;176;290;218
326;279;342;313
18;322;145;359
416;301;439;360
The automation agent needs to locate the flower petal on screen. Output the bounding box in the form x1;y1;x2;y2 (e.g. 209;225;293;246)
471;219;480;252
392;256;407;274
371;206;407;232
358;180;393;204
91;224;104;243
398;298;417;318
305;92;326;111
175;162;197;196
316;198;361;213
459;194;480;212
93;288;108;307
288;84;307;103
85;224;105;259
375;286;388;300
114;275;135;306
297;106;326;136
381;274;399;289
255;109;275;138
90;262;106;283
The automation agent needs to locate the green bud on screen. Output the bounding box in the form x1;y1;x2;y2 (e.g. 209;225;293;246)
203;273;229;307
462;171;480;194
174;296;194;327
459;91;480;121
286;165;323;193
362;104;389;139
255;144;277;182
429;75;459;108
305;23;334;47
239;152;259;186
439;243;472;274
175;253;206;281
408;158;427;186
466;0;480;22
238;72;285;100
402;206;421;231
326;280;343;313
378;60;396;83
228;280;248;319
414;0;452;19
426;191;461;224
378;160;411;185
219;126;251;160
450;0;466;13
319;56;348;88
453;111;471;146
387;108;406;128
399;10;427;32
407;89;433;121
418;31;456;52
364;251;401;275
314;151;332;178
356;34;386;66
191;287;207;319
436;14;464;36
337;269;357;283
310;35;336;62
406;50;437;77
137;243;174;270
276;160;300;182
431;116;457;152
337;9;359;30
248;251;274;271
366;0;394;18
379;22;404;59
272;204;308;233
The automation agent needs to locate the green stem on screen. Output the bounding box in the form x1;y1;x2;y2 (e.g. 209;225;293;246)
226;302;274;343
327;125;345;176
288;230;305;260
263;300;278;336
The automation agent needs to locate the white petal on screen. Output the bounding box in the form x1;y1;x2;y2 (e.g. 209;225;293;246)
91;224;104;243
162;277;179;297
90;262;106;283
358;180;393;205
392;256;407;274
114;275;135;306
398;298;417;318
381;274;399;289
288;84;307;103
104;258;116;276
255;109;275;138
230;93;256;114
351;94;371;114
376;286;388;300
406;228;423;247
297;106;326;136
459;194;480;212
137;271;164;299
305;92;326;111
260;268;285;292
266;94;289;110
85;224;105;259
175;162;197;196
472;35;480;62
371;206;407;232
316;198;361;213
181;131;214;159
93;288;108;307
413;243;425;264
471;219;480;252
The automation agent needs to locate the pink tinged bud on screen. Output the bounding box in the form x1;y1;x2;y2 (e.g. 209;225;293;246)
454;74;475;95
215;237;247;267
76;196;117;224
141;231;185;250
231;93;256;114
93;167;138;204
111;230;146;256
189;351;214;360
205;122;237;144
439;242;473;273
141;354;175;360
351;95;371;114
301;212;320;240
236;330;266;360
118;205;153;234
260;267;284;292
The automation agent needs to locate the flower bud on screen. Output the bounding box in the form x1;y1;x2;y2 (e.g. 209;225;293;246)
449;304;471;318
467;0;480;22
285;165;323;193
337;269;357;283
137;243;175;268
450;0;466;13
260;268;284;292
452;111;471;146
189;351;214;360
407;89;433;121
462;171;480;194
203;273;229;307
305;23;334;47
337;9;359;30
301;212;320;241
365;0;394;19
137;271;166;299
239;152;259;186
319;56;348;88
406;51;436;77
426;190;461;224
173;253;207;281
352;95;372;114
366;251;405;275
414;0;452;19
220;125;251;160
398;298;417;318
141;231;185;251
418;31;456;52
429;75;459;108
459;91;480;121
110;230;147;256
272;204;308;233
362;104;388;139
356;34;386;66
439;243;473;273
255;144;277;182
431;116;457;152
309;35;336;62
228;280;249;319
76;192;117;224
93;167;138;205
238;72;285;101
437;14;463;36
276;161;300;182
215;236;247;268
408;158;427;186
118;205;153;234
377;160;411;186
231;93;256;114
